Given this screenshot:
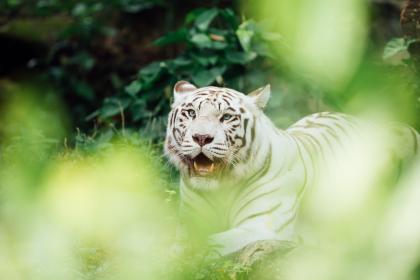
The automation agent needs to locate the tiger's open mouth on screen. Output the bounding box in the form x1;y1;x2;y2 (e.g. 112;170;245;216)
189;153;222;177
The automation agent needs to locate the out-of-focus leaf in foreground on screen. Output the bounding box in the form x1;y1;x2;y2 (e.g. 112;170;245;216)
256;0;368;91
0;83;178;280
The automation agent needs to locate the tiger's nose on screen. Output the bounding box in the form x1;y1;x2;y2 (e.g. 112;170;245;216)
192;134;214;146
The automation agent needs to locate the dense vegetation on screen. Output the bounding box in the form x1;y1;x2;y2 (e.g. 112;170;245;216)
1;0;420;279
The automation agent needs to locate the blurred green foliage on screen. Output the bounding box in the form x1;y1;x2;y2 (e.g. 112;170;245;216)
1;0;420;279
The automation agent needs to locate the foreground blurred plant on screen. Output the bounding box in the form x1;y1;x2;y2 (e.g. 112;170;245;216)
0;85;179;279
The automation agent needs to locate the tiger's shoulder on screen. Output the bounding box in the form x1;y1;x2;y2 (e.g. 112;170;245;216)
287;112;358;133
285;112;359;157
285;111;418;164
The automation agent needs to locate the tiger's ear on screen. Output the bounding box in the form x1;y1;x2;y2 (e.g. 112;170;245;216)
173;80;197;103
248;84;270;109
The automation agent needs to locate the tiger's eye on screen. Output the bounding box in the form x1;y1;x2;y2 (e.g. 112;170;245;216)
187;109;196;118
221;113;233;122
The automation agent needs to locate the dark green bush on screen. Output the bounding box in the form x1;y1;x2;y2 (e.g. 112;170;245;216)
85;7;280;141
2;2;279;142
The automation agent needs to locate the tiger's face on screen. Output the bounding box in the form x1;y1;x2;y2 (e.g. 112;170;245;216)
165;81;270;189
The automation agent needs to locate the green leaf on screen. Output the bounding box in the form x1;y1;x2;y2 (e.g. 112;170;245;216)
122;2;159;13
125;80;142;96
138;62;162;86
130;99;147;121
194;8;218;31
220;8;238;28
154;28;188;46
101;26;117;37
85;109;99;121
110;73;123;89
7;0;21;7
383;38;411;65
139;61;161;76
72;52;95;70
72;3;87;17
190;34;212;48
236;20;256;52
185;8;206;24
208;56;218;65
191;53;218;66
208;27;229;37
165;57;192;73
225;51;257;64
72;80;95;101
211;40;228;50
192;66;226;86
171;57;192;66
100;97;131;118
260;31;283;42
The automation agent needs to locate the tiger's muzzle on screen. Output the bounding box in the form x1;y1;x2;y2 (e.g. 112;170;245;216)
186;152;225;177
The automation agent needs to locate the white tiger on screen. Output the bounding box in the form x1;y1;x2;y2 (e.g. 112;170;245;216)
165;81;419;256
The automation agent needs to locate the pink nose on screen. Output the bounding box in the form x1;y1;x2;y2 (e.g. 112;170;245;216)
192;134;214;146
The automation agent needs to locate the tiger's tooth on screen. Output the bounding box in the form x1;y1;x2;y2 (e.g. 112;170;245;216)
193;161;198;170
209;163;215;172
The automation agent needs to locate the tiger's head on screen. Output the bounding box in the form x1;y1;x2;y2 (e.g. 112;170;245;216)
165;81;270;189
